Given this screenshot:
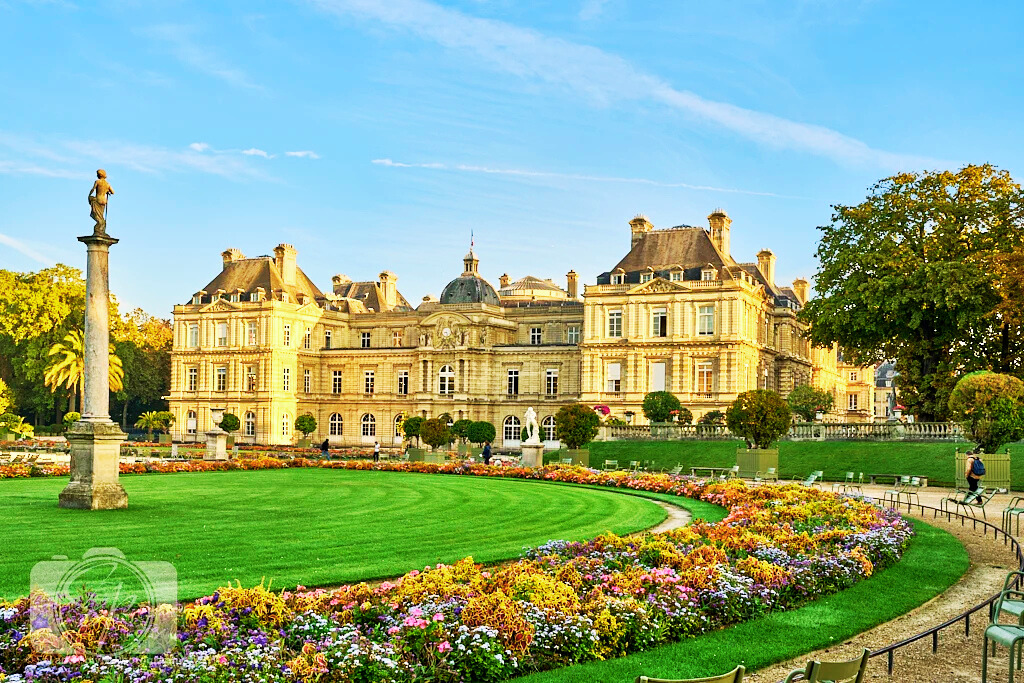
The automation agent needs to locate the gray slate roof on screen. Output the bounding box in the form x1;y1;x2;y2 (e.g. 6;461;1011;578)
199;257;324;303
440;275;501;305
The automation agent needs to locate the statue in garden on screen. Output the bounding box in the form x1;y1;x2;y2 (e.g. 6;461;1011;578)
524;406;540;444
88;169;114;234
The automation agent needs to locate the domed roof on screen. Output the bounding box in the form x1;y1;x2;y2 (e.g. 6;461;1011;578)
440;274;501;305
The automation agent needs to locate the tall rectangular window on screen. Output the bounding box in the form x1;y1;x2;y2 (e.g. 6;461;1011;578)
188;324;199;348
640;272;652;283
652;308;668;337
332;370;343;394
244;413;255;437
608;311;622;338
397;370;409;395
303;328;311;349
282;367;290;391
848;393;859;410
361;332;371;348
216;322;228;346
530;327;542;345
651;361;666;392
246;321;258;346
545;369;558;396
696;361;713;394
606;362;621;393
246;365;257;392
567;325;580;344
187;367;198;392
697;305;715;336
324;329;332;349
364;370;375;394
249;292;259;302
611;273;624;284
215;366;226;391
849;371;858;382
507;369;519;395
393;330;403;347
303;369;311;394
283;324;291;347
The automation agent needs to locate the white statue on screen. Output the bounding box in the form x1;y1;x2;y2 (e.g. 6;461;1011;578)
524;406;541;445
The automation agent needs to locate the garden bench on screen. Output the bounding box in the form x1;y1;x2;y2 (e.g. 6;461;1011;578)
603;459;619;471
940;487;1001;520
783;648;869;682
983;583;1024;682
754;467;778;484
1004;498;1024;537
637;665;745;683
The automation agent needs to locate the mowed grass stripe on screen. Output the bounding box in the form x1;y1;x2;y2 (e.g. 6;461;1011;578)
0;468;665;601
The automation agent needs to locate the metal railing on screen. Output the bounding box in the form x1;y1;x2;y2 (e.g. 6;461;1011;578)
603;421;967;442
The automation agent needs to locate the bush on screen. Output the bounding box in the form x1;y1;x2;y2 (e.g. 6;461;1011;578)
451;419;473;443
787;385;835;422
726;390;791;449
670;407;693;425
294;414;317;438
62;412;81;430
555;403;601;450
420;418;451;450
642;391;682;423
467;420;496;445
219;412;241;434
403;416;425;446
948;371;1024;453
698;410;725;426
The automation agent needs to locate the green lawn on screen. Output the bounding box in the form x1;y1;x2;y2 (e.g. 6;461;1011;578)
585;439;1024;487
517;516;968;682
0;469;667;601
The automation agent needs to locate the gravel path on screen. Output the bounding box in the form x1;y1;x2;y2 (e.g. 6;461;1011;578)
645;499;693;533
747;511;1019;683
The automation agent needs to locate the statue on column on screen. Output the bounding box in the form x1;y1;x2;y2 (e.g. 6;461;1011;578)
524;406;540;445
88;169;114;235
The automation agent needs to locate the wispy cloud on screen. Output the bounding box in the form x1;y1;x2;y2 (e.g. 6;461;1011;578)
286;150;321;159
141;24;264;91
371;158;798;197
189;142;211;152
0;160;89;179
312;0;945;169
0;233;53;264
242;147;273;158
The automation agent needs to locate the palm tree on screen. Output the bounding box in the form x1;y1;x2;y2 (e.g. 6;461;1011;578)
135;411;163;442
44;329;124;412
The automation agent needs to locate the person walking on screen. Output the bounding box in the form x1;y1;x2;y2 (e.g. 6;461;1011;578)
482;441;491;466
373;441;380;463
320;438;330;461
965;449;985;502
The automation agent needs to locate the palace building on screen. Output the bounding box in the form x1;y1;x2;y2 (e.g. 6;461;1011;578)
168;211;866;447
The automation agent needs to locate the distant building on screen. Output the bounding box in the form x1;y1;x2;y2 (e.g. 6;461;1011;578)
873;360;898;420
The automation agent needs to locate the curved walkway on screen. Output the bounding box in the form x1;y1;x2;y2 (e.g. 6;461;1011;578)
748;488;1018;683
645;498;693;532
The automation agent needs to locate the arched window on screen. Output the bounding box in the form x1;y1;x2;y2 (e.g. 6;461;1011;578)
329;413;343;436
503;415;520;442
542;415;557;441
186;410;197;435
243;412;255;437
361;413;376;437
281;414;291;437
394;414;404;437
438;365;455;395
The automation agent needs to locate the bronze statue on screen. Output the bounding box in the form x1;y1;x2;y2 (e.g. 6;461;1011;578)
88;169;114;234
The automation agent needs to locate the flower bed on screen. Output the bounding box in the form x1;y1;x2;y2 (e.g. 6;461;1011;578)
0;465;912;682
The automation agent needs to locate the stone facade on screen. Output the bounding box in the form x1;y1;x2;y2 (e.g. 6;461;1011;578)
169;212;861;446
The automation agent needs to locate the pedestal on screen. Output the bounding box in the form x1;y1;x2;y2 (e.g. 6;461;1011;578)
59;421;128;510
520;443;545;468
205;430;228;460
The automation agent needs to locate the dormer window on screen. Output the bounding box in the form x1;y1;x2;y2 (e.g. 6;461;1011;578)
610;269;626;285
640;273;652;283
230;293;239;303
281;292;289;303
670;268;683;281
250;292;259;302
701;268;716;281
192;295;201;305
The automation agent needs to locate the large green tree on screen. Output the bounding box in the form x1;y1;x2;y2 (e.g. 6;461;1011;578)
786;385;835;422
800;165;1024;421
111;309;173;429
641;391;682;423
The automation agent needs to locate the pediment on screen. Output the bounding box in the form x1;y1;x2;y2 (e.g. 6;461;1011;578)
628;278;687;295
200;300;242;313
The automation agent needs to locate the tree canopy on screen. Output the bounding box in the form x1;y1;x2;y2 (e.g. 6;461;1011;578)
786;385;835;422
419;418;451;450
726;390;791;449
641;391;681;423
555;403;601;450
466;420;495;445
947;371;1024;453
294;414;317;438
800;165;1024;421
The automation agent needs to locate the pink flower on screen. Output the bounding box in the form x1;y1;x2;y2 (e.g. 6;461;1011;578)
388;626;400;635
433;613;444;622
438;641;452;653
63;655;85;664
410;607;423;617
218;655;228;665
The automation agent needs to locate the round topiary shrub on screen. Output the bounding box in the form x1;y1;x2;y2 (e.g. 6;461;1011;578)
726;390;790;449
948;371;1024;453
642;391;682;423
467;420;496;445
403;416;425;445
419;418;451;450
451;419;473;443
554;403;601;450
294;414;317;438
219;413;241;433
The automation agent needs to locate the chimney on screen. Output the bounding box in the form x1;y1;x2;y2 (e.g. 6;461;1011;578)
757;249;776;287
378;270;398;310
331;274;352;296
273;243;297;286
629;214;653;248
566;270;579;299
792;277;809;304
221;248;244;268
707;208;732;257
499;273;511;288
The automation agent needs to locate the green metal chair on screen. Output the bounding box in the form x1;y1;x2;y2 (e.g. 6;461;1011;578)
668;465;683;476
636;665;745;683
995;571;1024;626
603;459;619;471
783;648;869;682
882;476;910;507
832;471;855;493
983;586;1024;682
629;460;642;472
798;471;822;488
754;467;778;485
1003;498;1024;537
941;487;999;520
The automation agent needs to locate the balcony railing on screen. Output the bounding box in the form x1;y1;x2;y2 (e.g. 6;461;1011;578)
601;421;967;443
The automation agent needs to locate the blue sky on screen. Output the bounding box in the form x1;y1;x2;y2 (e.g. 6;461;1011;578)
1;0;1021;317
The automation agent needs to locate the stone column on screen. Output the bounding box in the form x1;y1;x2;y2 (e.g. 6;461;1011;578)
59;233;128;510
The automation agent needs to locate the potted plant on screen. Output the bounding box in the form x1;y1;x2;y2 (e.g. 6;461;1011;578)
948;371;1024;454
554;403;600;467
419;418;451;464
219;412;240;450
466;420;495;459
727;390;789;477
294;414;317;447
403;416;426;460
